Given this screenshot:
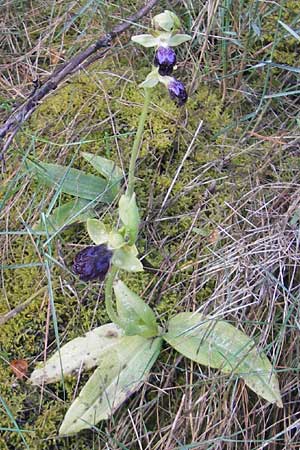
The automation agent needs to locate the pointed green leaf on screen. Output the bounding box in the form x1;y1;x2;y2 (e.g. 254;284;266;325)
112;246;143;272
81;152;122;196
164;313;282;407
34;199;95;233
59;335;162;435
86;219;109;245
26;160;115;203
131;34;159;47
119;193;140;243
168;34;192;46
114;280;158;338
30;323;122;385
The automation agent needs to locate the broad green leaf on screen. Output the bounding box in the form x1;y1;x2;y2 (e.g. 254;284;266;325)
119;193;140;243
164;313;282;407
112;246;143;272
59;335;162;435
114;280;158;338
30;323;122;385
87;219;109;245
168;34;192;46
26;160;115;203
131;34;159;47
81;152;122;195
34;199;95;233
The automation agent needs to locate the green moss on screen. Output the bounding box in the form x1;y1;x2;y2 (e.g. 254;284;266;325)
251;0;300;65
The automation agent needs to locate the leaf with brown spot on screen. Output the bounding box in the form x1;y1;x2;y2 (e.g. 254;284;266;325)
30;323;122;385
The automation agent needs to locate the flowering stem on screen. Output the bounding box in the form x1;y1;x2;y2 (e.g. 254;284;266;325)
104;266;120;325
126;88;151;198
105;90;151;324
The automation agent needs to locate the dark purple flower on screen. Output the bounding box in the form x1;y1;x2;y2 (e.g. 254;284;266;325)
73;244;113;282
168;78;188;106
154;46;176;76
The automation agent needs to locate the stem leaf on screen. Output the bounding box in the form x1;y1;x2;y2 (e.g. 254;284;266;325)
26;160;116;203
34;199;94;234
114;280;158;338
81;152;122;196
119;193;140;243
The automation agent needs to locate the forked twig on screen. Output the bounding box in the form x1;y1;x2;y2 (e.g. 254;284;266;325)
0;0;158;162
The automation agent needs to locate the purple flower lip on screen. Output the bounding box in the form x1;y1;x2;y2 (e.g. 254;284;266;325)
168;78;188;106
154;46;176;76
73;244;113;282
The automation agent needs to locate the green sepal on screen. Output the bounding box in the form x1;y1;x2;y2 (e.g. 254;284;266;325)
114;280;158;338
112;246;143;272
168;34;192;46
86;219;109;245
107;231;125;249
131;34;159;47
139;69;160;88
152;10;181;32
118;193;140;244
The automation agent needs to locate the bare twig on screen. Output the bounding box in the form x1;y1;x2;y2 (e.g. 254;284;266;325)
0;287;46;326
0;0;158;161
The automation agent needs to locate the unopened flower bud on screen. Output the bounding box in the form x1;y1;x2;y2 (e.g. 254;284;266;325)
154;46;176;76
73;244;113;281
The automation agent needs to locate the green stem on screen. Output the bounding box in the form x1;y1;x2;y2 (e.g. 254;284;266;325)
104;266;120;324
126;88;151;198
104;89;151;324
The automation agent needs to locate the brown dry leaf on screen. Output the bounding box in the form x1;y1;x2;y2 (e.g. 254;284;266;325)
10;359;28;379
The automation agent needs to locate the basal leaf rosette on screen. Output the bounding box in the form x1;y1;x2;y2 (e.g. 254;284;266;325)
59;335;162;435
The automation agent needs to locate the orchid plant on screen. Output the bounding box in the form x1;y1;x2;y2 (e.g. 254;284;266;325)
30;10;282;436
